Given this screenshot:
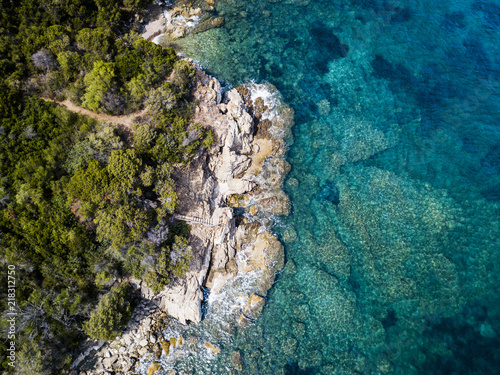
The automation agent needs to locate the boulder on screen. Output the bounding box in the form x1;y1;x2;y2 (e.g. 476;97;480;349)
237;314;252;329
102;355;118;369
168;336;184;348
153;343;162;360
159;275;203;324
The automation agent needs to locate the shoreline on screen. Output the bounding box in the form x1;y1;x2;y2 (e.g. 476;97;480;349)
71;61;293;375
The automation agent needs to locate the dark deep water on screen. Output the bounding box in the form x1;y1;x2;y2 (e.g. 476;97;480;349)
157;0;500;373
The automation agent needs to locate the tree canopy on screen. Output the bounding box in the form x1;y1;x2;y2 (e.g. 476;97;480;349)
0;0;215;373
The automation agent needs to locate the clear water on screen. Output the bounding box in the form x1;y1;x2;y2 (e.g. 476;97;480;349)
162;0;500;373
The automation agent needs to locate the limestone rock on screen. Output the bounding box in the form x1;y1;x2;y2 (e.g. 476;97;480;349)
159;275;203;324
102;355;118;369
88;67;293;375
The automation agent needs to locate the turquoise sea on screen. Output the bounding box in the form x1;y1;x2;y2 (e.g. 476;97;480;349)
166;0;500;373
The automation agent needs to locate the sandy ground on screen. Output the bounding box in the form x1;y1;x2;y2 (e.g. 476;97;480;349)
142;4;166;41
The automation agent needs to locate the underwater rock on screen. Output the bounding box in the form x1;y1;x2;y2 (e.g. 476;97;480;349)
281;337;298;356
282;228;298;243
168;336;184;348
480;321;496;338
231;350;244;371
160;339;170;356
204;341;221;354
292;322;306;338
441;11;467;30
243;294;266;319
147;362;162;375
310;23;349;73
317;180;340;204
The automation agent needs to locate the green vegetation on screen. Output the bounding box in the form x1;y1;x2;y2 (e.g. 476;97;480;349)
0;0;215;373
83;283;133;341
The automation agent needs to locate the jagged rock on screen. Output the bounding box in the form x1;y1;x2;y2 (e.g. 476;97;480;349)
147;362;162;375
224;218;285;296
204;341;221;355
221;179;256;196
88;66;292;374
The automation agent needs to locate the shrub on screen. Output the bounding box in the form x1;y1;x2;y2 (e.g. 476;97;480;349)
82;283;133;341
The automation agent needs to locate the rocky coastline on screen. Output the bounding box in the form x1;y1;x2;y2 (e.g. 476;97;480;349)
141;1;224;42
70;64;293;374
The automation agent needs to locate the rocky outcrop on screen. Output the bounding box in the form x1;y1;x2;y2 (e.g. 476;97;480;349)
141;1;224;42
81;64;293;374
156;69;292;326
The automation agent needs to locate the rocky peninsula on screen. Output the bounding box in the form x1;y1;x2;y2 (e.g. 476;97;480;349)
70;63;294;374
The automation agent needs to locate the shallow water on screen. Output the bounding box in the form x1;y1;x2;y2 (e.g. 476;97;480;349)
160;0;500;373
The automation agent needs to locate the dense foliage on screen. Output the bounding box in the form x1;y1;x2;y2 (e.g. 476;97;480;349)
0;0;214;373
82;283;133;341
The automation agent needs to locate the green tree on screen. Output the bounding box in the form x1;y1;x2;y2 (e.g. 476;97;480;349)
76;27;113;56
82;61;115;112
107;149;141;192
82;283;133;341
57;51;80;81
133;123;156;152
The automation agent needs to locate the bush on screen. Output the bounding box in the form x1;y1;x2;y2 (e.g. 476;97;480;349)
172;59;195;98
82;283;133;341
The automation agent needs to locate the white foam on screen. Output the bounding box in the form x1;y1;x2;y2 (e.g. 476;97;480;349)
249;83;280;121
172;15;200;29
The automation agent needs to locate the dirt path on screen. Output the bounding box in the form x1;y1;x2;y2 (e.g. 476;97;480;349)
42;98;150;145
45;98;147;128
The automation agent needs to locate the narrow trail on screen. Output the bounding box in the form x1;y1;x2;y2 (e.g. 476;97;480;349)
42;98;148;130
